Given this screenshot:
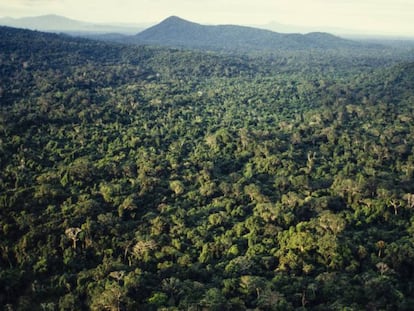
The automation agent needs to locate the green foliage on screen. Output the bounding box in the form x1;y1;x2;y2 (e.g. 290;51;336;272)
1;26;414;310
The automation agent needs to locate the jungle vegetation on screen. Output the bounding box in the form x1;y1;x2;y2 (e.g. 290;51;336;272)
1;25;414;310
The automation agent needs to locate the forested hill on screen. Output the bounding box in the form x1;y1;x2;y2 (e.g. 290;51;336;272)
0;26;262;105
0;14;143;34
1;26;414;310
131;16;362;52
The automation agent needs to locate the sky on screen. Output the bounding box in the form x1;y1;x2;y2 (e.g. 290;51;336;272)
1;0;413;36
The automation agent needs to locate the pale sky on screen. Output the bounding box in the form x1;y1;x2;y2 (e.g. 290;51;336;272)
1;0;413;36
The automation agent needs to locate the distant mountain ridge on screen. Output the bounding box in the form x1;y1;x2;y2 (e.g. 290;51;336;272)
0;14;147;34
132;16;361;51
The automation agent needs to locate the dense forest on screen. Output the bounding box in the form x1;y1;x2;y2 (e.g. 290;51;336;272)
1;25;414;310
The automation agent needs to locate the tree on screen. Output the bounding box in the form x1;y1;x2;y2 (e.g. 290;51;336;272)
65;227;82;249
200;288;227;311
376;240;386;258
170;180;185;195
132;240;157;262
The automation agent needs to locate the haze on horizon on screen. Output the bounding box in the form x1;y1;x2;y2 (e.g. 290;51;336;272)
0;0;413;37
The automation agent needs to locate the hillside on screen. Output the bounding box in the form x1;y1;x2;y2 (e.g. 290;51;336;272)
1;26;414;310
131;16;361;51
0;14;145;34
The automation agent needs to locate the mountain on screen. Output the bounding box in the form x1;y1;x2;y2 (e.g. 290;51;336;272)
256;21;363;37
131;16;360;51
0;14;147;34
